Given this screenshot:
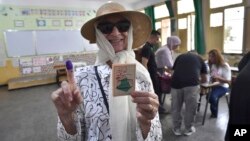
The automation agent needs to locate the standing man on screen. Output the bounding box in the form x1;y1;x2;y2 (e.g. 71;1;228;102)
141;30;166;113
171;51;207;136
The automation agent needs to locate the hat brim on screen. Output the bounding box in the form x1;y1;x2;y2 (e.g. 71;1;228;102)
81;11;152;49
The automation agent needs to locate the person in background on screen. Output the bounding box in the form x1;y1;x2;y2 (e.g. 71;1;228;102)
208;49;231;118
225;51;250;141
141;30;166;113
51;2;162;141
238;51;250;72
171;51;207;136
152;28;162;53
155;36;181;74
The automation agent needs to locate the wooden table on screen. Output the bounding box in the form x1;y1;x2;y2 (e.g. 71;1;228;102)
53;62;87;85
230;66;239;73
199;82;220;125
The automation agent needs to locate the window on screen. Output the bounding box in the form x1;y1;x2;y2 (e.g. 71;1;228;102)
155;21;161;31
187;15;195;51
178;18;187;29
210;0;242;9
210;12;223;27
223;6;244;54
154;4;169;19
155;19;171;46
177;0;194;14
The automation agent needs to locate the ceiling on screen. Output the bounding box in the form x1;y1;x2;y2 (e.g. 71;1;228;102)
0;0;165;10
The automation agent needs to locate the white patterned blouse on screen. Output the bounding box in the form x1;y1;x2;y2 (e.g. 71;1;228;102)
57;64;162;141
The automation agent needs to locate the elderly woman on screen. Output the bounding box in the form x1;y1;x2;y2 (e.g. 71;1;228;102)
51;2;162;141
208;49;231;118
155;36;181;74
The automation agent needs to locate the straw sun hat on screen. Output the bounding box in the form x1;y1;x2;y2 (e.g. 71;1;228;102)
81;2;152;49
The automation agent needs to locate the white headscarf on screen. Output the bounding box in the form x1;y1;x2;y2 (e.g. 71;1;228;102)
167;36;181;50
95;24;153;140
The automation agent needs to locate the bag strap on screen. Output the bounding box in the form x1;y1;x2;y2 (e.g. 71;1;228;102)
94;66;109;114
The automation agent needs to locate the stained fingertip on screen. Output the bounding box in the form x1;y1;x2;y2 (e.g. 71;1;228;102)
65;60;73;70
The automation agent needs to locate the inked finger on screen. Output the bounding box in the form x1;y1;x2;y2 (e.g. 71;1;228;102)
61;81;73;102
66;60;77;91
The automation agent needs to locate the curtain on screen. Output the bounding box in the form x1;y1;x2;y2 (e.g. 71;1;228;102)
144;6;155;30
193;0;206;55
165;0;176;33
165;0;174;17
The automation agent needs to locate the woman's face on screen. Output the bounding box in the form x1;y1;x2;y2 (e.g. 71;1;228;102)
97;15;129;53
172;44;179;50
209;53;216;64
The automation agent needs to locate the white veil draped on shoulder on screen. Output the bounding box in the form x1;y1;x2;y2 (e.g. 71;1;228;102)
94;25;154;140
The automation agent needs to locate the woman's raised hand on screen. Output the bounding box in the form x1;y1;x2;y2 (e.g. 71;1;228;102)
51;81;82;117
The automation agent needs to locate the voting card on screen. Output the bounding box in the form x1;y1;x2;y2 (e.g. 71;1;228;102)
112;63;136;96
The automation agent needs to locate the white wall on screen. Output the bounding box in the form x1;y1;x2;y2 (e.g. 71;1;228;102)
132;0;165;10
0;0;165;10
0;0;102;9
0;0;134;9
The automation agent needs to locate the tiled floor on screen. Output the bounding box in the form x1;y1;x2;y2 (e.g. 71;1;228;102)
160;94;229;141
0;84;229;141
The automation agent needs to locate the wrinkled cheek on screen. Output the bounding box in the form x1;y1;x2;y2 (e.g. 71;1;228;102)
113;42;126;52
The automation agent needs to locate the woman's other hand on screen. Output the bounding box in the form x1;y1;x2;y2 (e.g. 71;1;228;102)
131;91;159;138
131;91;159;121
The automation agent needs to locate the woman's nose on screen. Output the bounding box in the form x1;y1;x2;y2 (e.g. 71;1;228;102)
110;26;120;35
